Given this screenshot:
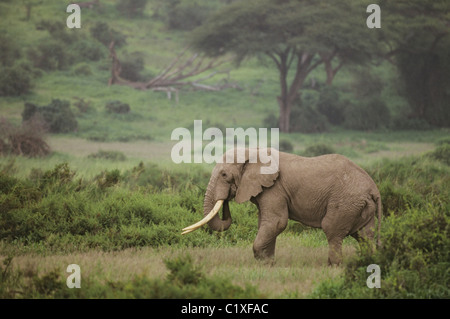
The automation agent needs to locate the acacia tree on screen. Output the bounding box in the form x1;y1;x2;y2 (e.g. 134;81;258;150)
191;0;378;132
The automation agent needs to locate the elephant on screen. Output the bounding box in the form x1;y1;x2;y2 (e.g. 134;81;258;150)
182;148;382;265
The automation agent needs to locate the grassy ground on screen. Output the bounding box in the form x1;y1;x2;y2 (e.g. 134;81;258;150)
0;132;447;298
1;233;355;298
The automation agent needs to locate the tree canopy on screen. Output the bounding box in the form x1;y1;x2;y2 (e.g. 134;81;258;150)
191;0;450;131
191;0;380;132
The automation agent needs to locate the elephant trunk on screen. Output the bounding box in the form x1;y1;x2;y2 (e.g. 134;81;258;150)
181;172;232;235
203;179;232;232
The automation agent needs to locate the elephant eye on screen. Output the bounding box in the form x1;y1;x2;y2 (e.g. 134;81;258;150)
221;172;227;178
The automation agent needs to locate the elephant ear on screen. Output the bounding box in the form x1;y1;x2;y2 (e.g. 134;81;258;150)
235;149;279;204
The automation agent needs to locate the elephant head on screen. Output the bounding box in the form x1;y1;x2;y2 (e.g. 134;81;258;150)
182;148;279;234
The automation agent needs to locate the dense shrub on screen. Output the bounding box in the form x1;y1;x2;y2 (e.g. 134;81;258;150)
72;63;93;76
120;53;146;81
0;32;22;66
0;118;50;157
262;113;279;129
279;139;293;152
343;69;390;131
0;62;34;96
90;22;127;47
427;144;450;166
28;40;73;71
116;0;148;18
290;104;329;133
311;206;449;299
105;100;131;114
343;97;391;131
165;0;214;31
0;162;256;252
301;144;336;157
22;99;78;133
317;86;344;125
365;155;449;216
71;39;105;62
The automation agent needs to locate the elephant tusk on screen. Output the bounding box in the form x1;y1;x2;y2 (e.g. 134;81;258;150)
181;200;224;235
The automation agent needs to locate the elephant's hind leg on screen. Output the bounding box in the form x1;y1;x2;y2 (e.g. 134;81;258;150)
350;200;377;255
321;208;352;266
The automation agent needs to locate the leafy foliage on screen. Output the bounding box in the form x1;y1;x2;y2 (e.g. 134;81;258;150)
105;100;131;114
301;144;336;157
116;0;148;18
90;22;127;48
22;99;78;133
0;162;257;252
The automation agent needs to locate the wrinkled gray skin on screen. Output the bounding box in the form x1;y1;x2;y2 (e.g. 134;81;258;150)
203;149;382;265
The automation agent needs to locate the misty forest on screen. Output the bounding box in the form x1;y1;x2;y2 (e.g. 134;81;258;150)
0;0;449;299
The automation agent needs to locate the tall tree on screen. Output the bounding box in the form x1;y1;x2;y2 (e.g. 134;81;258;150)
380;0;450;127
191;0;378;132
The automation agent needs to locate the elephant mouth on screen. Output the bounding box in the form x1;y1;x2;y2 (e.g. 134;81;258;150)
182;200;224;235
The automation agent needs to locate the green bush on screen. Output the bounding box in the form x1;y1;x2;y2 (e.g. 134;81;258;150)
317;86;344;125
343;97;391;131
0;32;22;66
90;22;127;47
290;104;329;133
165;0;214;31
120;53;145;81
0;162;256;252
22;99;78;133
428;144;450;166
301;144;336;157
436;137;450;146
95;169;122;189
311;206;449;299
88;150;127;161
105;100;131;114
279;139;293;152
28;40;73;71
71;39;105;62
116;0;148;18
72;63;93;76
0;62;34;96
262;113;279;129
365;155;449;215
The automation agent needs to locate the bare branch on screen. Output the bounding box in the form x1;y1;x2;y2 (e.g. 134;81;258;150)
107;42;238;98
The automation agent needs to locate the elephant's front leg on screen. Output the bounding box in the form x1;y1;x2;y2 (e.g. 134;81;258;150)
252;198;288;262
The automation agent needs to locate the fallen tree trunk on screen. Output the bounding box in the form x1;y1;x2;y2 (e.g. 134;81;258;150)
108;42;241;99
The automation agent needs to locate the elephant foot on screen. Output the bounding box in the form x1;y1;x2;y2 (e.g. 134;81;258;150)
327;257;342;267
253;248;275;266
254;254;275;266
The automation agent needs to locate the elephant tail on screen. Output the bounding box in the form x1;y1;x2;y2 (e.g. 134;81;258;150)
374;193;383;248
